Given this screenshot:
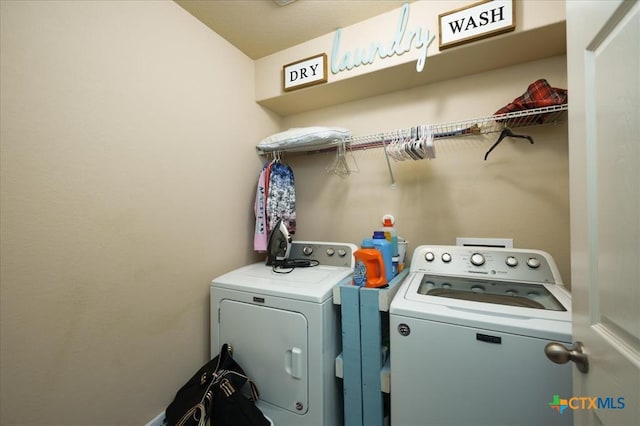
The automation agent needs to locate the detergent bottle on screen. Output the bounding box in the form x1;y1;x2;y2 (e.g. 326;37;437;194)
372;231;394;282
353;240;387;288
379;214;399;257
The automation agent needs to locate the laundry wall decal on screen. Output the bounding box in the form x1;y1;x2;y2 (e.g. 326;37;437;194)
330;2;436;74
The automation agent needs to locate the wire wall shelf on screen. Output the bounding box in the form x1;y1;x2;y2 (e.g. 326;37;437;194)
256;104;568;157
352;103;567;151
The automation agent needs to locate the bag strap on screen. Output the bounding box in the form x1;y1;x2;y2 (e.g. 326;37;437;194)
212;344;231;374
247;380;260;402
214;369;248;382
213;345;261;402
175;402;208;426
213;370;261;402
175;377;217;426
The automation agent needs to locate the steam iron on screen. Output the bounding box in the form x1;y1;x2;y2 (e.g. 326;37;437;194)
266;219;292;266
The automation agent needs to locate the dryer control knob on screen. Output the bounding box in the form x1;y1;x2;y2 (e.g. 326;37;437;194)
302;246;313;256
425;252;435;262
470;253;485;266
441;253;452;263
527;257;541;269
506;256;518;267
326;248;335;256
337;249;347;257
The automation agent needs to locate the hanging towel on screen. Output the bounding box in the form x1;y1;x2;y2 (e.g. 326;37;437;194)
253;163;268;252
266;162;296;235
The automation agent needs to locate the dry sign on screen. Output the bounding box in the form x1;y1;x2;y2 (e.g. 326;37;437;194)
439;0;515;50
282;53;328;92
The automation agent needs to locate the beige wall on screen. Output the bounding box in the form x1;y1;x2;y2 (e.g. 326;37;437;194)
284;55;571;285
1;1;571;425
0;1;278;424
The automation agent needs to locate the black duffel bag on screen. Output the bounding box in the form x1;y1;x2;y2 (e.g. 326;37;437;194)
165;343;271;426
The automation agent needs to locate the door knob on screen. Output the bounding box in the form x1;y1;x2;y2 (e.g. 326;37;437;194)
545;341;589;373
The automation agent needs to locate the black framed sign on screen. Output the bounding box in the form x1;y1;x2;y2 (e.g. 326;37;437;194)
282;53;328;92
439;0;515;50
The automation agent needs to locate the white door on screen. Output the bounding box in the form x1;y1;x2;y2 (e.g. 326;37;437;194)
565;1;639;425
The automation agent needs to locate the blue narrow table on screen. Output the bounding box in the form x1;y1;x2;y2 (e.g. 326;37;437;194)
334;269;409;426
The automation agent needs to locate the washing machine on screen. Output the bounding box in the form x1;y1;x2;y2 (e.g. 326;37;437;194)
210;240;356;426
390;245;573;426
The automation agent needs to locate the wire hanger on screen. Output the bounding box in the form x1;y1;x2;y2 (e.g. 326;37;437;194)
326;141;358;177
484;128;534;161
270;150;282;163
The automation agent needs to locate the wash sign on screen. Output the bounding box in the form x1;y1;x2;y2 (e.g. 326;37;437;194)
439;0;515;50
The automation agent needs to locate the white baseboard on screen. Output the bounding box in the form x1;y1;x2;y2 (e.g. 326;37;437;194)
145;411;165;426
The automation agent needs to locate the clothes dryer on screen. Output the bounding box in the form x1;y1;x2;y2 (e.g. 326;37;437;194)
390;245;573;426
211;241;356;426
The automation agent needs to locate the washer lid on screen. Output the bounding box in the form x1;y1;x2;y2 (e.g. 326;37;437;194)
415;274;567;311
390;272;572;341
212;262;353;303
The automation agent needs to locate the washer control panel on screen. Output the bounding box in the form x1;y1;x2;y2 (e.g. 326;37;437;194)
410;245;561;284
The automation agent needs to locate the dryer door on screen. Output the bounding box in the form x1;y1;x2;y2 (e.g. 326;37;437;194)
218;300;308;414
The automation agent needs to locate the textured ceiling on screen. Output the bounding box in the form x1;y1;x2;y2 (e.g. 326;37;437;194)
174;0;410;59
